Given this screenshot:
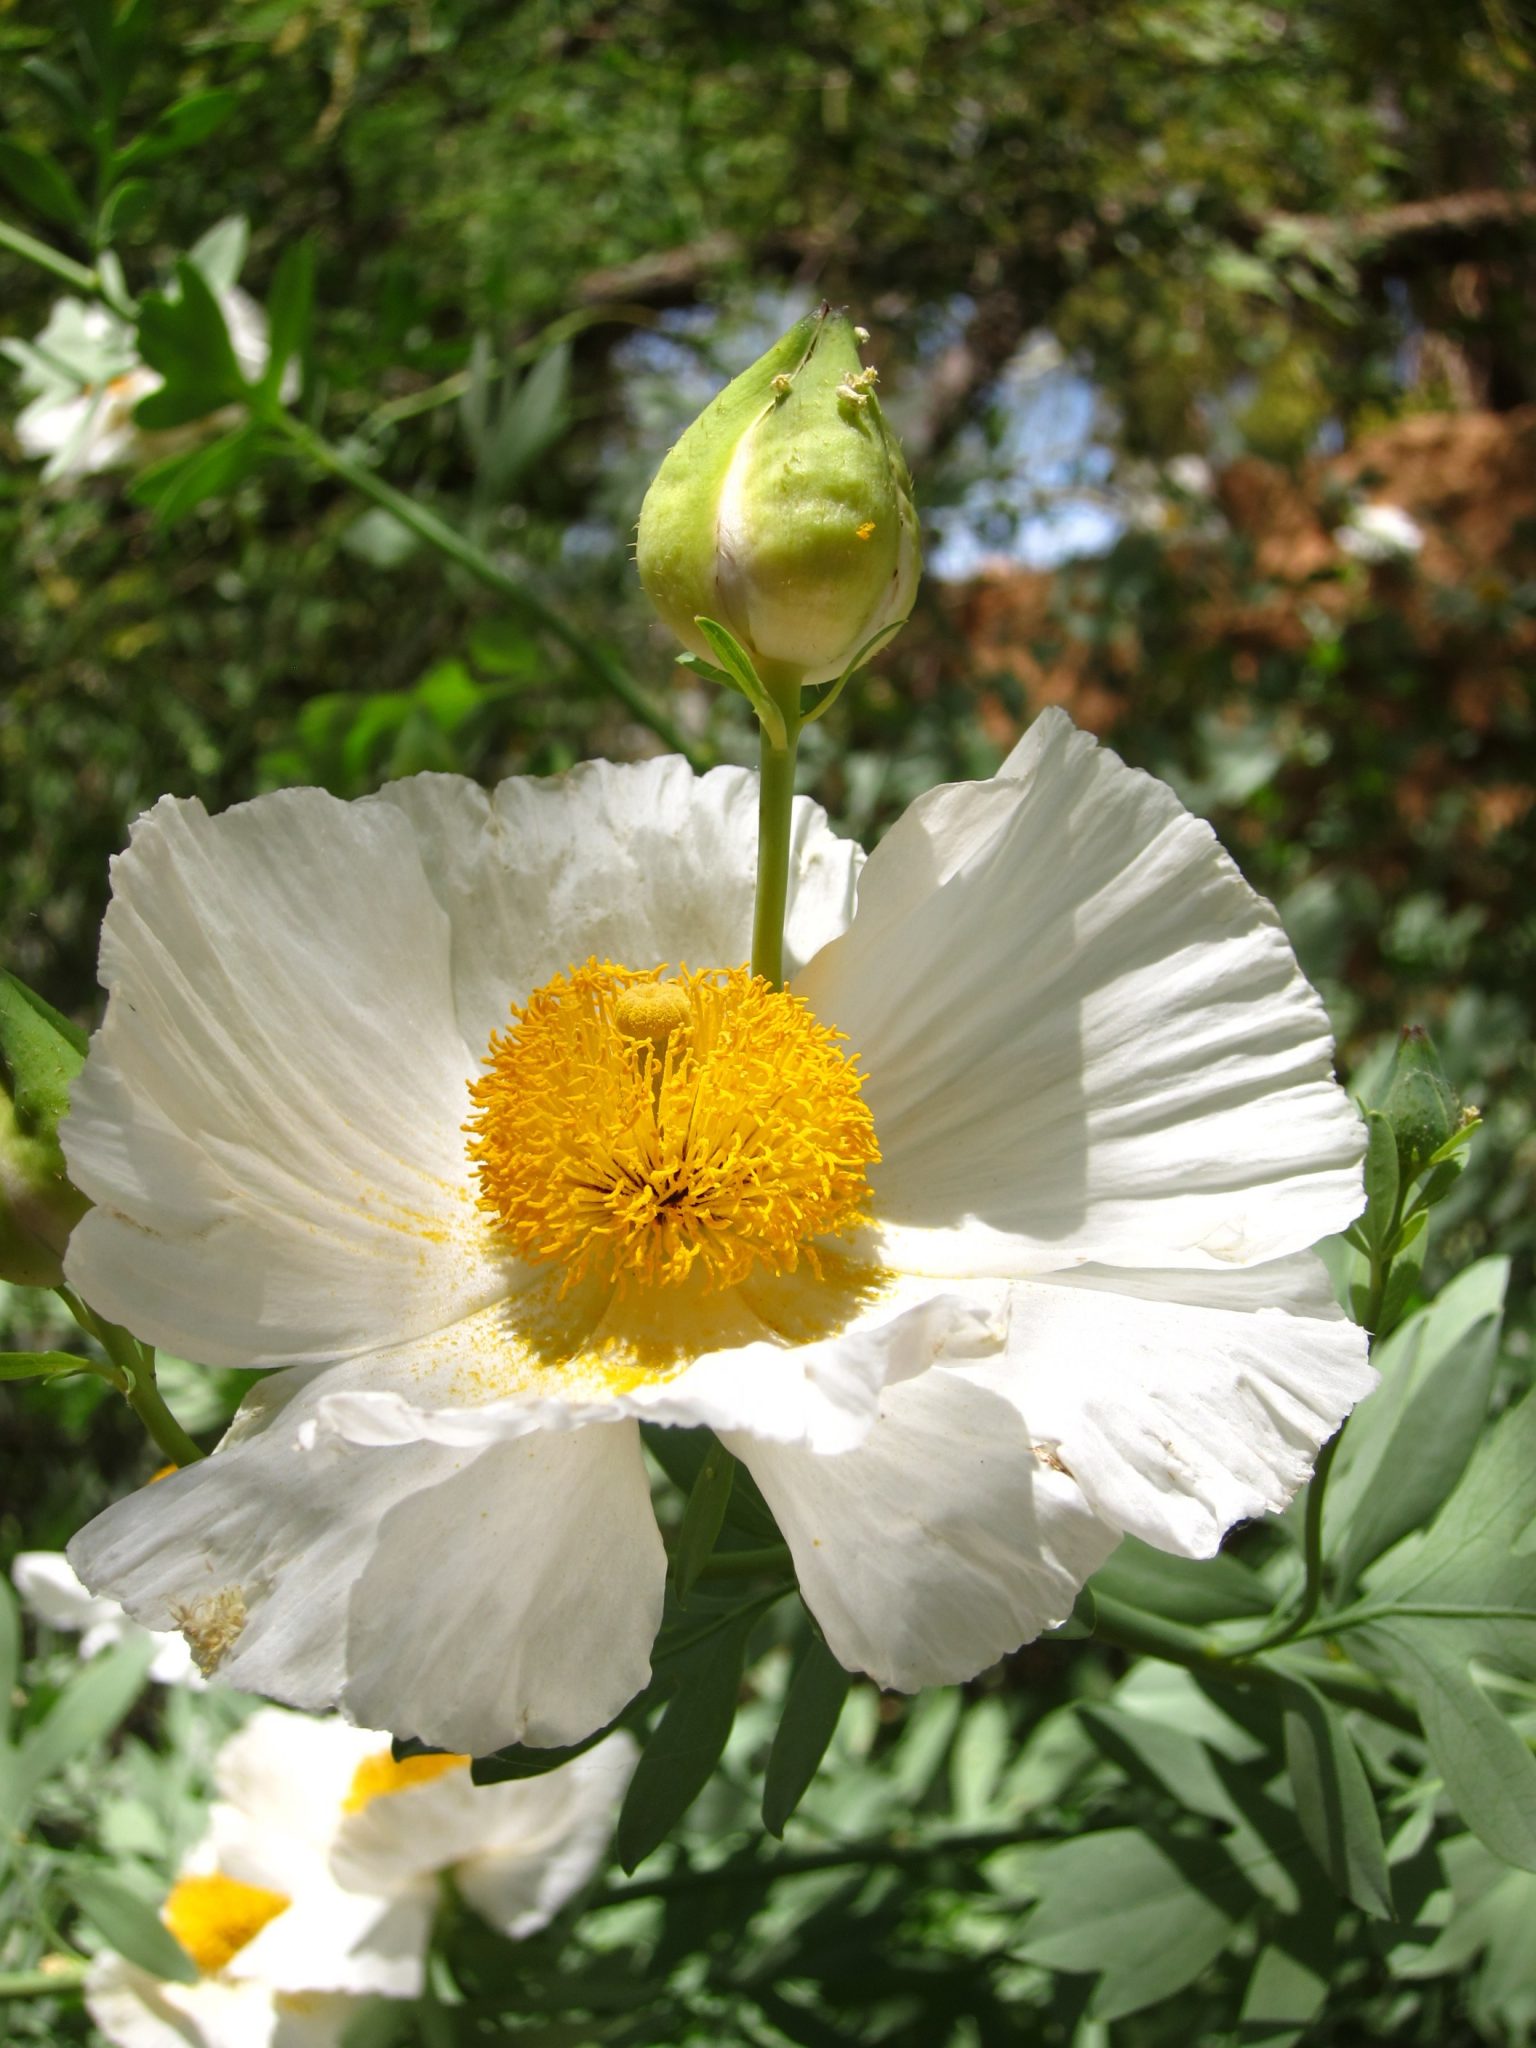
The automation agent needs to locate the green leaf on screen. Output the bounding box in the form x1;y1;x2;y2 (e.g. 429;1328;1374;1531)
261;238;314;401
134;259;247;425
1088;1536;1272;1625
21;58;98;142
0;1577;19;1741
481;340;570;492
130;425;264;524
1328;1257;1507;1588
763;1626;851;1836
0;969;86;1130
470;1720;619;1785
693;617;788;748
618;1620;750;1871
641;1423;781;1545
1367;1625;1536;1872
15;1635;155;1802
1278;1676;1393;1918
1361;1108;1400;1258
1354;1386;1536;1869
99;176;154;242
1017;1828;1249;2022
115;89;238;175
1237;1942;1330;2048
0;136;88;228
0;1349;107;1381
67;1865;198;1984
671;1440;736;1603
187;214;250;295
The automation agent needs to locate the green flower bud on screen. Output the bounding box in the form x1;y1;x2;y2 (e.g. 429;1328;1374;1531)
1381;1024;1460;1177
0;972;88;1287
637;306;920;687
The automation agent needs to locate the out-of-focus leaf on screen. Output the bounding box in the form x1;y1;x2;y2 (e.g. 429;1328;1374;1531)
21;58;97;142
0;137;88;228
15;1635;155;1800
130;425;264;525
0;1576;18;1739
1278;1676;1392;1918
67;1865;198;1984
135;260;246;425
1327;1257;1507;1587
763;1627;851;1836
115;89;238;175
99;176;153;241
187;215;250;295
341;507;419;570
0;1349;104;1381
1017;1828;1250;2022
1361;1109;1399;1259
1238;1941;1330;2048
261;237;314;400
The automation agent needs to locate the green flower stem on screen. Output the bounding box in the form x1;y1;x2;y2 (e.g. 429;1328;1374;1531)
57;1286;205;1468
750;666;806;987
697;1543;794;1581
0;1964;87;1999
269;413;707;773
0;216;99;295
1090;1591;1420;1737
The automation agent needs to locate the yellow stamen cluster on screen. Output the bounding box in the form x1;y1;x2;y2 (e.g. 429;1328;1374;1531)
163;1873;290;1977
343;1747;471;1814
466;961;878;1295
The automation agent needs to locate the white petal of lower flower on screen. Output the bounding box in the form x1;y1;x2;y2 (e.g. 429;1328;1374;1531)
69;1372;664;1754
332;1732;635;1936
371;757;861;1053
985;1254;1375;1554
729;1366;1119;1691
87;1957;361;2048
13;1549;122;1633
63;789;509;1367
305;1271;1009;1458
798;708;1364;1276
211;1711;380;1864
230;1885;430;2000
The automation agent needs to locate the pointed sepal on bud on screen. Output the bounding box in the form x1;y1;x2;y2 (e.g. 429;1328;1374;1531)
637;306;920;688
1381;1025;1461;1180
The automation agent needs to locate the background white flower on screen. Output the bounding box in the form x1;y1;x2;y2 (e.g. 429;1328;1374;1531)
64;712;1372;1753
1336;500;1426;563
87;1706;634;2045
12;1550;202;1686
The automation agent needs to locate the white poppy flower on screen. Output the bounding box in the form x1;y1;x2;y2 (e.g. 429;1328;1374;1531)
63;711;1372;1753
87;1962;360;2048
7;288;276;484
86;1706;634;2046
12;1549;201;1687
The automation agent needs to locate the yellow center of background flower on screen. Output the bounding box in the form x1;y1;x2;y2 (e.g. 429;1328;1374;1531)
162;1873;290;1977
343;1746;471;1813
466;960;878;1296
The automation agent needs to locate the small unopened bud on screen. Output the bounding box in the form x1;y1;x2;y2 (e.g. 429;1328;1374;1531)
636;306;920;687
0;973;88;1287
1381;1025;1460;1177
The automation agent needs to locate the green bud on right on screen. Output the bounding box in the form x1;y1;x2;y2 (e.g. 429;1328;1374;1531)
0;972;88;1287
1380;1025;1460;1178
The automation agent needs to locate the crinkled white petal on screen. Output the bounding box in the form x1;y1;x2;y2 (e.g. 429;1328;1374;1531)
332;1733;636;1937
63;789;508;1367
796;708;1364;1276
370;756;860;1053
306;1272;1009;1458
69;1371;665;1754
87;1956;362;2048
729;1367;1118;1691
981;1254;1375;1555
63;762;861;1376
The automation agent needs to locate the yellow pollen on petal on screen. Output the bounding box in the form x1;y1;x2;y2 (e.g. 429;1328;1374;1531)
343;1747;472;1814
170;1586;247;1675
163;1873;290;1977
465;961;880;1296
